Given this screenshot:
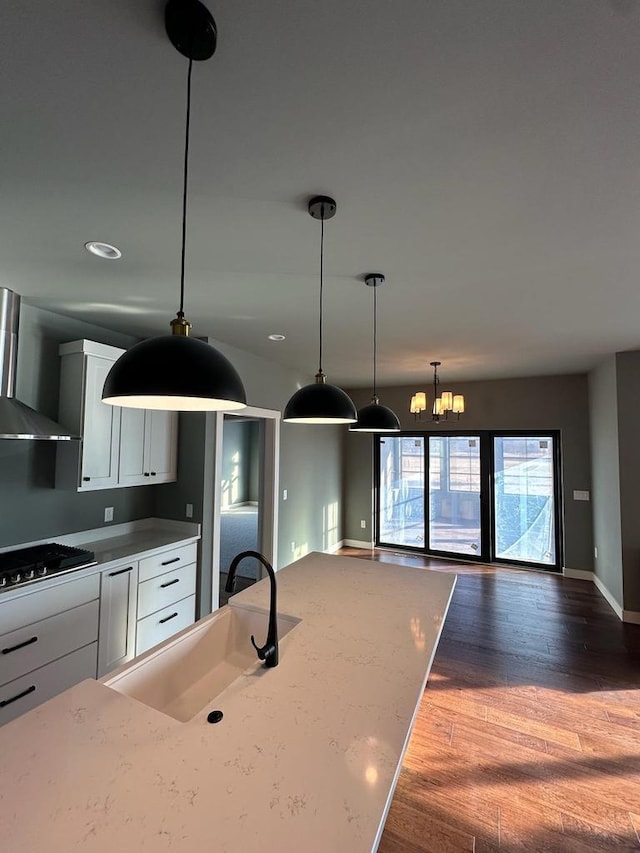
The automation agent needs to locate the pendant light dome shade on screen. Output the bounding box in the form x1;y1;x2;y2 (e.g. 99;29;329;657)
102;0;246;413
349;273;400;433
284;374;357;424
349;400;400;433
283;195;357;425
102;335;246;411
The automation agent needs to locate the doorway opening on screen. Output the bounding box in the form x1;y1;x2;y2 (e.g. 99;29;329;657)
218;416;262;606
211;406;280;612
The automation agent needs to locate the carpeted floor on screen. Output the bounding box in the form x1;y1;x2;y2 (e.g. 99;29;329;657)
219;505;260;579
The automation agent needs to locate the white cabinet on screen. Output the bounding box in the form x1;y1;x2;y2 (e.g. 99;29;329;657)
56;339;178;491
135;542;197;657
0;574;100;726
56;341;122;491
97;562;139;678
119;409;178;486
136;595;196;656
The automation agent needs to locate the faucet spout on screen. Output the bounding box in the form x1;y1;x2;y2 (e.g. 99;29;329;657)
225;550;279;668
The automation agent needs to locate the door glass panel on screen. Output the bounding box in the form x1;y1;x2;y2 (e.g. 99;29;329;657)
429;436;482;556
379;437;425;547
493;436;556;565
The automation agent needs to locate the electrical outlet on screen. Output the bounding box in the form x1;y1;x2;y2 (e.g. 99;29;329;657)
360;519;367;529
104;507;114;523
594;546;598;559
185;503;193;519
290;541;295;554
283;489;288;501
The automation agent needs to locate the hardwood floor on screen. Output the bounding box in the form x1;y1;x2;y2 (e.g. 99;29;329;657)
338;547;640;852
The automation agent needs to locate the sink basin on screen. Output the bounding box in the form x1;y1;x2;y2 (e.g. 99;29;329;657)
103;604;300;722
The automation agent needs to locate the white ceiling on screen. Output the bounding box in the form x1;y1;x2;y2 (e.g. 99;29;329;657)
2;0;640;388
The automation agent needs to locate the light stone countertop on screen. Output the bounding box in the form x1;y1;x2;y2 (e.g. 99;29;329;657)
0;518;200;605
0;552;456;853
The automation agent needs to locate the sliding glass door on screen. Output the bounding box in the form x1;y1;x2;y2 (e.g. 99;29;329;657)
428;436;483;557
376;431;562;571
492;435;558;568
379;436;425;549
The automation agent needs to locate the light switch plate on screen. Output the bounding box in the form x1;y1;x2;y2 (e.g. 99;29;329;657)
283;489;288;501
573;490;590;501
185;503;193;518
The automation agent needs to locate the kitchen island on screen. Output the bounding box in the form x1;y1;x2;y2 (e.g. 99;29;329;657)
0;552;455;852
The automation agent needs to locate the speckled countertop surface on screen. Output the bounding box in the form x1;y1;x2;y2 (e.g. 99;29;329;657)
0;552;455;853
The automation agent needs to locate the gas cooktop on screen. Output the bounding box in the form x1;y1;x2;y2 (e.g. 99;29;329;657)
0;543;97;592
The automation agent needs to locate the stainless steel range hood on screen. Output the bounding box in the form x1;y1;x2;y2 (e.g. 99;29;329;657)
0;288;79;440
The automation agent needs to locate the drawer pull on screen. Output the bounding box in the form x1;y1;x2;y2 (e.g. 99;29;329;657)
159;612;178;625
108;566;133;578
160;578;180;589
161;557;180;566
2;636;38;655
82;477;91;482
0;684;36;709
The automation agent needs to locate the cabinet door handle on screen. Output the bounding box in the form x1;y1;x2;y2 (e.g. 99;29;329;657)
82;477;91;482
160;578;180;589
144;472;150;477
108;566;133;578
161;557;180;566
151;472;157;476
2;636;38;655
0;684;36;709
159;612;178;625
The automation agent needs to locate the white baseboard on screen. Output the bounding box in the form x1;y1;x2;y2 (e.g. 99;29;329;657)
561;567;640;623
622;609;640;625
343;539;374;549
563;567;593;581
593;573;624;621
324;540;344;554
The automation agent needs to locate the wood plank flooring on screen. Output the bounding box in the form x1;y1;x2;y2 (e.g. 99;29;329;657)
338;547;640;853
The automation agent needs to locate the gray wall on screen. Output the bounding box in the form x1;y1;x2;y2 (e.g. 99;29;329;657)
588;357;623;606
344;373;593;572
0;303;154;548
220;418;255;508
613;352;640;612
155;336;343;615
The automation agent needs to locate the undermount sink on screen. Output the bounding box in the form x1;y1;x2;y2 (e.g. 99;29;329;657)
104;604;300;722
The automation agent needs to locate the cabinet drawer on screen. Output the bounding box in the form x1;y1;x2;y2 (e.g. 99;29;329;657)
138;543;197;583
0;642;97;727
138;563;197;620
0;573;100;636
136;595;195;657
1;599;99;687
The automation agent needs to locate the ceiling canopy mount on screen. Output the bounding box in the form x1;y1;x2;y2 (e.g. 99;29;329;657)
165;0;217;61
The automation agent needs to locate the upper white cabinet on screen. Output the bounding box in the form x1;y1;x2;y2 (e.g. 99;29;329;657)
56;340;123;491
56;340;178;491
119;409;178;486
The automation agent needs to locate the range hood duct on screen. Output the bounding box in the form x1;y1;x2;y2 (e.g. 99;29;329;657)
0;288;78;440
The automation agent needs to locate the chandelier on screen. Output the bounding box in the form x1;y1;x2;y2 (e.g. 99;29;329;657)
410;361;465;421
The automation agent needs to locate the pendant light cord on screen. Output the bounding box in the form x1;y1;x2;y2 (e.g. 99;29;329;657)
318;210;324;373
372;284;377;398
179;57;194;318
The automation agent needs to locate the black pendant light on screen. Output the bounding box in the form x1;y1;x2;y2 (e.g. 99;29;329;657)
102;0;246;412
350;274;400;433
283;196;357;424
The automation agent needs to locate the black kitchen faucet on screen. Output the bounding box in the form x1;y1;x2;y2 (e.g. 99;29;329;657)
225;551;279;668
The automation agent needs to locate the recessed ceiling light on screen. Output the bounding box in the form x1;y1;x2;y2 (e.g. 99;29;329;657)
84;241;122;260
268;334;286;341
